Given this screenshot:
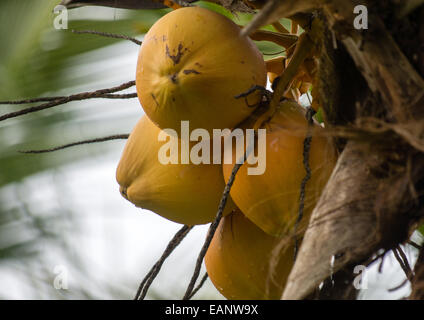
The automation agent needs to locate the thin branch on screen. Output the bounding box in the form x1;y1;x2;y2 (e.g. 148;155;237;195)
378;254;385;273
396;245;414;277
393;247;413;281
0;93;137;106
241;0;316;37
182;150;249;300
98;93;137;99
0;97;66;105
71;29;142;45
408;240;422;250
134;225;193;300
181;207;223;300
0;81;135;122
188;272;208;299
392;248;407;275
388;278;409;292
254;32;314;131
363;250;388;269
294;107;316;260
19;134;129;154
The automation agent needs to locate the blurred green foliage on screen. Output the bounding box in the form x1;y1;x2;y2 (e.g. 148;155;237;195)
0;1;170;188
0;0;171;299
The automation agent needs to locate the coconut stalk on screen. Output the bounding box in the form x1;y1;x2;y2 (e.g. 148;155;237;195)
59;0;193;9
59;0;253;11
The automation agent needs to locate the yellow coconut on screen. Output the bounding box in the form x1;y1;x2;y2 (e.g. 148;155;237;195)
205;209;295;300
222;100;337;236
136;7;267;133
116;115;236;225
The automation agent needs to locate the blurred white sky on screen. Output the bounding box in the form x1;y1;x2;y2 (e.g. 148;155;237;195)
0;8;422;299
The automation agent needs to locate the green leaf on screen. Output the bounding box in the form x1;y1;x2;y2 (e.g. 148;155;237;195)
314;108;324;124
419;224;424;236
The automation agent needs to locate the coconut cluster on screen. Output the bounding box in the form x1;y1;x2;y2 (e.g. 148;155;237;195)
116;7;336;300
